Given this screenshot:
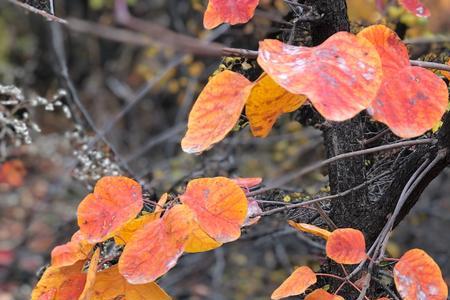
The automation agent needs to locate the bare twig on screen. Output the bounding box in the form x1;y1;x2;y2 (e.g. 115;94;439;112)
257;171;391;217
250;139;435;197
6;0;67;23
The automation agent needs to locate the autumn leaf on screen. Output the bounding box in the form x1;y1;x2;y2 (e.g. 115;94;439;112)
398;0;430;17
79;248;100;300
271;266;317;300
0;159;26;188
113;213;159;246
288;221;332;240
359;25;448;138
31;260;86;300
181;70;252;154
203;0;259;29
394;248;448;300
119;204;193;284
77;176;143;243
90;265;171;300
358;25;410;76
304;289;345;300
258;32;382;121
180;177;248;243
184;221;222;253
326;228;366;264
231;177;262;189
51;230;93;268
246;73;307;137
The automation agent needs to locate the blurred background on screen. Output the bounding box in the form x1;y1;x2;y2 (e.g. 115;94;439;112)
0;0;449;299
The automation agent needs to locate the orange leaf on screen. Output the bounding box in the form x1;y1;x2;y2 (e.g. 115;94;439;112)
304;289;345;300
180;177;248;243
119;204;193;284
51;230;93;267
79;248;100;300
394;248;448;300
368;67;448;138
184;221;222;253
398;0;430;17
0;159;26;188
288;221;332;240
31;261;86;300
258;33;382;121
77;176;143;243
326;228;366;264
358;25;410;76
113;213;159;246
359;25;448;138
181;71;252;154
231;177;262;189
90;265;171;300
271;266;317;300
203;0;259;29
246;73;307;137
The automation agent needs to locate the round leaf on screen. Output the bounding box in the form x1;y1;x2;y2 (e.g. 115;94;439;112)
271;266;317;300
258;33;382;121
77;176;143;243
394;248;448;300
51;230;93;267
358;25;410;75
246;73;307;137
326;228;366;264
181;71;252;154
368;66;448;138
31;261;87;300
203;0;259;29
180;177;248;243
90;265;170;300
119;204;193;284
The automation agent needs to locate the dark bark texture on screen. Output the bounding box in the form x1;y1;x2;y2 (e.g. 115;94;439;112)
290;0;450;298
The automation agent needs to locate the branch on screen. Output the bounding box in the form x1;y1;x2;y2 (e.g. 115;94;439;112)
250;138;436;196
6;0;66;23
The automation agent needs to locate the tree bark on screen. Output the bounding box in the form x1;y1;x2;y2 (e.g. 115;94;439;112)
291;0;450;298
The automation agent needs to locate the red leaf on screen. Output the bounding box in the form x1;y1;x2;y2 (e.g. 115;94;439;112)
394;249;448;300
359;25;448;138
180;177;248;243
231;177;262;189
77;176;143;243
51;230;93;267
271;266;317;299
31;261;87;300
398;0;430;17
326;228;366;264
181;71;252;154
358;25;410;76
119;204;193;284
258;33;382;121
368;67;448;138
203;0;259;29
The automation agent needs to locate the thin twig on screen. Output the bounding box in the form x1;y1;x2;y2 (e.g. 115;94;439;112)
257;171;391;217
250;139;435;197
6;0;67;23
